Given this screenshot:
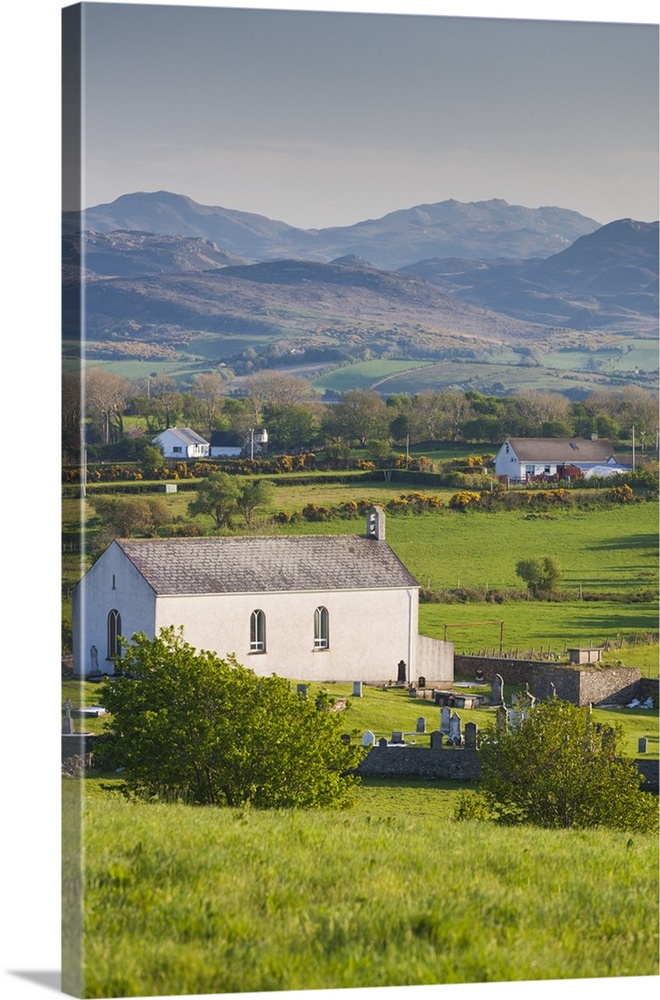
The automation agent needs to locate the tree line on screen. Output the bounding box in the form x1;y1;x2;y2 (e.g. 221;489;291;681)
63;368;659;464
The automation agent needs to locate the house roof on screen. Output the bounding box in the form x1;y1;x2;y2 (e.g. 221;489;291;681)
154;427;209;446
505;437;618;463
116;535;418;596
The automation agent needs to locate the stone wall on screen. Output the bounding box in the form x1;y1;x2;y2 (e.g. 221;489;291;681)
356;744;480;780
455;654;651;707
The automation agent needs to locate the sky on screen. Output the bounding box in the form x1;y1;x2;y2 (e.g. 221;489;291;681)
66;1;660;227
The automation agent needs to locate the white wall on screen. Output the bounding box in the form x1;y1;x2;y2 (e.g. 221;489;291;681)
415;636;454;685
72;542;156;675
155;586;419;684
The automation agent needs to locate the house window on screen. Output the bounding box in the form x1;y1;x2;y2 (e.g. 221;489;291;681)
172;446;182;454
107;609;121;660
250;610;266;652
525;465;535;477
314;606;329;649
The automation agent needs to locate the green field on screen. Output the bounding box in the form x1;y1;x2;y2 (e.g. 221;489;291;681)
66;780;658;997
543;339;659;374
312;359;433;392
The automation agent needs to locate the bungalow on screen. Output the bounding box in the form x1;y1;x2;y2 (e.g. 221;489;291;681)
72;507;453;687
494;437;626;481
153;427;210;459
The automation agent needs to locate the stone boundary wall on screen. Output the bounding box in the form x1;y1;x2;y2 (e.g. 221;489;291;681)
454;655;650;707
356;745;480;780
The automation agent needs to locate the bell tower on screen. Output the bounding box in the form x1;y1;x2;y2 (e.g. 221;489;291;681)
366;505;386;541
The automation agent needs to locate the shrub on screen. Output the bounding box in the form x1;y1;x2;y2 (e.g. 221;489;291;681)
475;699;658;832
100;627;364;809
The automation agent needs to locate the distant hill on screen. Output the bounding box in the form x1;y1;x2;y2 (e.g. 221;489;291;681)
64;191;601;270
63;257;554;360
62;229;249;279
401;219;659;334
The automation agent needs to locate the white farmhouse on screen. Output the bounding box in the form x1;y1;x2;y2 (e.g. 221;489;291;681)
72;507;453;687
153;427;210;459
494;436;625;481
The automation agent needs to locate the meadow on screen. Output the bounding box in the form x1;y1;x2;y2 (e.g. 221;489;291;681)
68;779;658;997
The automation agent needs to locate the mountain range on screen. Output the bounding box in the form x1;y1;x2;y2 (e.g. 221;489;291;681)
63;192;659;379
63;191;601;270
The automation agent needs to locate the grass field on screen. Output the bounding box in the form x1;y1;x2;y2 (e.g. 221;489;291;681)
66;780;658;997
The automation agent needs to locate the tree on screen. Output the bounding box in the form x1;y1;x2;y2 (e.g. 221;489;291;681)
90;496;169;539
470;699;657;832
235;479;275;526
515;556;561;598
99;627;364;809
188;472;241;528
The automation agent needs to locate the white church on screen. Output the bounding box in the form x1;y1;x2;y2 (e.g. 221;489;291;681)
72;507;453;686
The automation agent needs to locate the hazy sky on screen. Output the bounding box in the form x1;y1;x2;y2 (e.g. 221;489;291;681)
67;2;659;227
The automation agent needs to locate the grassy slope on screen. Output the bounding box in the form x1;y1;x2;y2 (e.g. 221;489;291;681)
73;783;659;997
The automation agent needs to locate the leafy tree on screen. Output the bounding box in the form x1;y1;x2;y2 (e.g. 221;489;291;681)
235;479;275;526
90;496;169;538
188;471;241;528
515;555;562;597
100;627;364;808
471;699;657;832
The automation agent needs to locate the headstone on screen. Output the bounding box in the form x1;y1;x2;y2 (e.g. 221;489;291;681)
378;737;388;748
418;676;426;689
496;705;509;730
511;692;518;706
296;684;308;698
491;673;504;707
430;730;443;749
449;712;462;745
508;708;521;730
62;697;74;735
416;717;426;734
362;730;376;747
464;722;478;748
352;681;363;698
524;682;537;708
89;645;100;676
391;731;404;744
548;681;557;700
397;660;407;684
638;737;648;753
440;705;451;734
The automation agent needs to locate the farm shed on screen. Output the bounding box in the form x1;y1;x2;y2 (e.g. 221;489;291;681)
72;507;454;687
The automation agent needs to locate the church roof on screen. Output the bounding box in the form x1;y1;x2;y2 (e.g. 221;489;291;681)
116;535;418;596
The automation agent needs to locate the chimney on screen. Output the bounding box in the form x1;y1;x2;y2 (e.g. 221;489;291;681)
366;505;386;541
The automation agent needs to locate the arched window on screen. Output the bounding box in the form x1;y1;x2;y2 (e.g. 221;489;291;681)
107;609;121;660
314;606;329;649
250;609;266;652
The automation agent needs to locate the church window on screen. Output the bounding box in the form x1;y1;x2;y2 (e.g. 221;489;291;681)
107;609;121;660
250;609;266;652
314;606;329;649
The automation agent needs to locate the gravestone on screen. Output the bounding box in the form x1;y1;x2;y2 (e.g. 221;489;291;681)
89;645;100;676
296;684;308;698
397;660;407;684
430;730;443;749
362;730;376;747
491;673;504;707
378;737;388;748
524;682;537;708
511;692;518;706
416;717;426;734
62;697;74;735
440;705;451;734
449;712;462;745
464;721;478;748
548;681;557;700
496;705;509;730
352;681;363;698
508;708;521;731
638;737;648;753
391;731;404;744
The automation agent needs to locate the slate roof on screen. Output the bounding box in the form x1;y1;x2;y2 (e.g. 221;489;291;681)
505;437;618;463
116;535;418;596
155;427;209;446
